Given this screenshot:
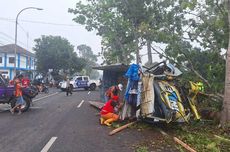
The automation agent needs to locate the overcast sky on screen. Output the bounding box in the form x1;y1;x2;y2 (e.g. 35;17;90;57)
0;0;159;64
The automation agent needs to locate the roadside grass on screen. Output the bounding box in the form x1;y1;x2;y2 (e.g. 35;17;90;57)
173;122;230;152
112;120;230;152
135;146;148;152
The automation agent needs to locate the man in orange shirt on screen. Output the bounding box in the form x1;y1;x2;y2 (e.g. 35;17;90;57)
104;83;123;102
10;74;25;115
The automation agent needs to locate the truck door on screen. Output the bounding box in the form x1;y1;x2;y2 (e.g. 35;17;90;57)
76;76;89;88
75;77;83;88
82;77;89;87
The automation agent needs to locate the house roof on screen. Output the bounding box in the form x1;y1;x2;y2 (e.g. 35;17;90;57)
0;44;35;57
92;63;129;72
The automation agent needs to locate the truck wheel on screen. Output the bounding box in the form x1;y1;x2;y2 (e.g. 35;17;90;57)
10;96;31;112
90;83;96;91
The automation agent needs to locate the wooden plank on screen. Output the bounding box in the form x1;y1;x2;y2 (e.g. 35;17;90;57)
89;101;104;110
109;121;137;136
173;137;197;152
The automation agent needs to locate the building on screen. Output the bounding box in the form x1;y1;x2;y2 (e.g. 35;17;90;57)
0;44;35;79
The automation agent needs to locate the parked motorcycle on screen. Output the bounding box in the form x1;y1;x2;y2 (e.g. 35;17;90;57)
31;83;49;94
141;61;200;123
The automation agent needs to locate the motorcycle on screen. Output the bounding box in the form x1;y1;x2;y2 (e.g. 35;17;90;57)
31;83;49;94
140;61;201;123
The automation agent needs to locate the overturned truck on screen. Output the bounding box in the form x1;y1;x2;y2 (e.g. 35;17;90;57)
123;61;201;123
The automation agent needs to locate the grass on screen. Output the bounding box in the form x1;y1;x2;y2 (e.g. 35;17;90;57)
111;119;230;152
135;146;148;152
174;122;230;152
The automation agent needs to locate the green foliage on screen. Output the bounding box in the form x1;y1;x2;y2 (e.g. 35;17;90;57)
136;146;148;152
77;44;97;62
33;35;86;74
77;44;99;78
175;123;230;152
69;0;227;95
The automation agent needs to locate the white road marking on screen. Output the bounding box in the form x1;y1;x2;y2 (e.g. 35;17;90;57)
88;91;91;94
77;100;85;108
33;92;59;102
41;137;57;152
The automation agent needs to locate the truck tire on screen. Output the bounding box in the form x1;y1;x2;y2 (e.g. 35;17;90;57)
90;83;96;91
10;96;31;112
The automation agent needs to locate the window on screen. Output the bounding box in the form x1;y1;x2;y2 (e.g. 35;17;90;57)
9;57;15;63
77;77;82;81
0;57;2;63
83;77;89;81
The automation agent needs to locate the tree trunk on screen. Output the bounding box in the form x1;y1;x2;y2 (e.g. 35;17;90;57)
221;0;230;124
147;40;152;64
135;36;140;64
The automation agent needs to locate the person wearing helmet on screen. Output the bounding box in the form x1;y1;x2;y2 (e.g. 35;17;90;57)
104;83;123;102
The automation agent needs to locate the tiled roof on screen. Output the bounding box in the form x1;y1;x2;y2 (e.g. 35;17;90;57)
0;44;35;57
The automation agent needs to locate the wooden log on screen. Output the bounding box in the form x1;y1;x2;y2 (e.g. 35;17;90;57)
109;121;137;136
89;101;104;110
173;137;197;152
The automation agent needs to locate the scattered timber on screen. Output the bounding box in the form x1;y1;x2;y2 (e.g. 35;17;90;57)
173;137;197;152
89;101;104;110
109;121;137;136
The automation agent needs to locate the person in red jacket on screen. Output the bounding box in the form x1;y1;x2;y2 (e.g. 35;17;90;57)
100;96;120;126
22;75;30;87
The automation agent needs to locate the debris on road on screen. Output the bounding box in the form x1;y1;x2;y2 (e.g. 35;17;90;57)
88;101;104;110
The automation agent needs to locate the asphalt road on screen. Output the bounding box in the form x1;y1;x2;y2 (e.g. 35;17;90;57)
0;88;155;152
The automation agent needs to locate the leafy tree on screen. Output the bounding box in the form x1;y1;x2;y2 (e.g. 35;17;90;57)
77;44;99;78
77;44;97;62
221;0;230;123
33;35;86;74
69;0;137;64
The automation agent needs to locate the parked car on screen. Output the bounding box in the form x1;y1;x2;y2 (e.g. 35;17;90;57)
60;75;100;91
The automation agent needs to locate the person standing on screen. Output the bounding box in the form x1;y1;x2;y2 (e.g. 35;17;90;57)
10;74;25;115
66;76;72;96
104;83;123;102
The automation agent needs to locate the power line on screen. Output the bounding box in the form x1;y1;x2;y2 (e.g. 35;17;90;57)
0;32;29;48
17;23;34;42
0;17;81;27
18;23;28;35
0;32;15;41
0;36;14;44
